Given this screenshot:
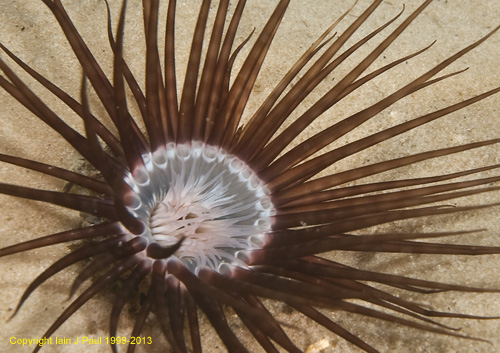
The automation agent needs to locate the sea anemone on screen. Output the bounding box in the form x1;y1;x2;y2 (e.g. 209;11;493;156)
1;0;500;352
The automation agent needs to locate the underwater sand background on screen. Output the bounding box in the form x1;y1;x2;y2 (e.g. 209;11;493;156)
1;0;500;352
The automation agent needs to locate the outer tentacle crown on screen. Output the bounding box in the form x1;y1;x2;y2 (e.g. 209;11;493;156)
1;0;500;352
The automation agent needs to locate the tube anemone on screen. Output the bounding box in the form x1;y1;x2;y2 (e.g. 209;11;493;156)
1;1;500;353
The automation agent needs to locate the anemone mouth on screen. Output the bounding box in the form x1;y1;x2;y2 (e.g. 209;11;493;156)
123;141;275;273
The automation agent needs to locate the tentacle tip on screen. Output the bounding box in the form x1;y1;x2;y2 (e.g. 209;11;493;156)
7;312;16;323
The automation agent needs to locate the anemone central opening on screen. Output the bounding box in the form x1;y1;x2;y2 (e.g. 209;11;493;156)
124;142;275;272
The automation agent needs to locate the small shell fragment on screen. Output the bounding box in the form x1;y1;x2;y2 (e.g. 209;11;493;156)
305;338;331;353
